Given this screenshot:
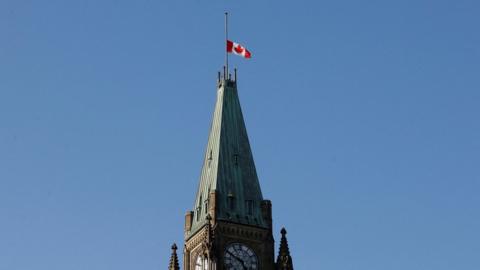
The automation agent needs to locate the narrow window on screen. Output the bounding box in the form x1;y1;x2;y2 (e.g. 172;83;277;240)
245;200;254;215
196;207;201;221
196;195;202;221
233;154;239;166
227;193;235;210
207;150;212;168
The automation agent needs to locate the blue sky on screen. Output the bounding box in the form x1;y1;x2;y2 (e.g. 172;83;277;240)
1;1;479;269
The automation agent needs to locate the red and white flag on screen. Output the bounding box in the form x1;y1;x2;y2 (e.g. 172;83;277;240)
227;40;252;59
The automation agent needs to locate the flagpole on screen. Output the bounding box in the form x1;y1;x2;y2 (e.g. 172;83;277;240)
225;12;229;80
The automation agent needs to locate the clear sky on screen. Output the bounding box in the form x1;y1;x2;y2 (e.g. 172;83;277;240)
1;1;479;269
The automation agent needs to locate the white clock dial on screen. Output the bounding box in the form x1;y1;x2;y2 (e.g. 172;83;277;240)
195;256;208;270
224;243;258;270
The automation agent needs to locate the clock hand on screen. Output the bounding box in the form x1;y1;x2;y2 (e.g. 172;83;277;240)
226;250;247;270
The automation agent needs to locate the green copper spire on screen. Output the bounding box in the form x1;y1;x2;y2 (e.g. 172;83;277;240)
187;74;266;237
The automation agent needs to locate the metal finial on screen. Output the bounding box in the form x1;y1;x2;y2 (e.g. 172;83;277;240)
225;12;229;79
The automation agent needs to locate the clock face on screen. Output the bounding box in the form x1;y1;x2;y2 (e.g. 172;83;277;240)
224;243;258;270
195;255;208;270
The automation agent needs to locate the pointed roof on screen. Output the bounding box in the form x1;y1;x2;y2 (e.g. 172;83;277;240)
276;228;294;270
189;77;266;235
168;243;180;270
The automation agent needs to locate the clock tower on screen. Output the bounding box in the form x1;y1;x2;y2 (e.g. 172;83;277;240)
167;69;294;270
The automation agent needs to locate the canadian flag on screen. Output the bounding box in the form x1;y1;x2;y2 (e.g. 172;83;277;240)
227;40;252;59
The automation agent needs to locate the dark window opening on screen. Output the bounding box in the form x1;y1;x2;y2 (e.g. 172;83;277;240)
197;195;202;221
245;200;254;215
227;193;235;210
207;150;213;168
196;207;201;221
233;154;239;166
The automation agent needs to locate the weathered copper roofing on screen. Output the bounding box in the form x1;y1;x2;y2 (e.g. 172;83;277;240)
189;78;266;235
